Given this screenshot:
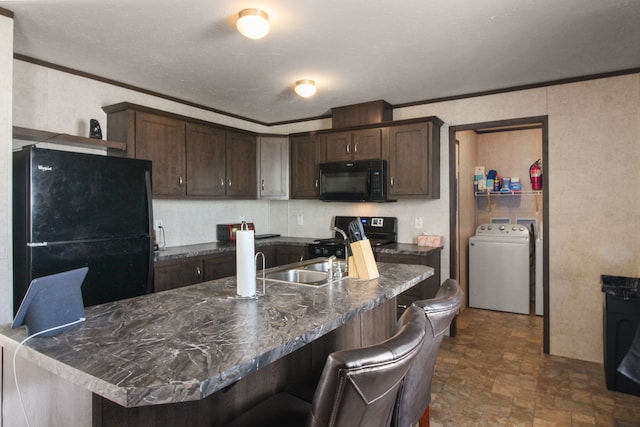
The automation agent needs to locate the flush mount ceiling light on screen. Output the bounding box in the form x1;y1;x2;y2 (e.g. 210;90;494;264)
236;9;270;39
295;79;317;98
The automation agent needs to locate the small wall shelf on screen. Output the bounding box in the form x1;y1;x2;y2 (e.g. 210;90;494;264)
475;190;543;213
13;126;127;151
474;190;542;197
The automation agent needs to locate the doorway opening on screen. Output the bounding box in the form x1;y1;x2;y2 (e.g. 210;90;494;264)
449;116;550;353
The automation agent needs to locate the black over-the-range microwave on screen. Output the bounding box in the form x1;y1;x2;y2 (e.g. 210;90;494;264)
319;159;394;202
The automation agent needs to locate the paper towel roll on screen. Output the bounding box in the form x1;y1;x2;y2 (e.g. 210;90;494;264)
236;229;256;297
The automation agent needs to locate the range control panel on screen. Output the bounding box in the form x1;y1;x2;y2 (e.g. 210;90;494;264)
334;216;397;241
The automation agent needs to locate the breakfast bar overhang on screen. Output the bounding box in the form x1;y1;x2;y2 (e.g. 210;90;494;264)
1;262;433;426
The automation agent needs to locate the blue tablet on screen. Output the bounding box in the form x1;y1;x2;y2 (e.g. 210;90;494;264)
12;267;88;337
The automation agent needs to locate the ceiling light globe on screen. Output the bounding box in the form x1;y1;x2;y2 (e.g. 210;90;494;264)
295;80;317;98
236;9;270;39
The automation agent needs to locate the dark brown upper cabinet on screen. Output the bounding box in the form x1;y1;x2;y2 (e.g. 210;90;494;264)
325;128;381;162
290;133;325;199
103;103;256;200
185;122;226;197
291;117;441;200
382;121;440;199
134;112;186;197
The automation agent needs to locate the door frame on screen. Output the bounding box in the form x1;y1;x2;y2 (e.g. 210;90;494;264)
448;115;550;354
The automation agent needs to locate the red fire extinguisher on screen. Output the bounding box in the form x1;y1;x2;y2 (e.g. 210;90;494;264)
530;159;542;190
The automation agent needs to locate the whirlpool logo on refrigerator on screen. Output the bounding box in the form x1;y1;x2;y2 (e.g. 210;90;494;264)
37;165;52;171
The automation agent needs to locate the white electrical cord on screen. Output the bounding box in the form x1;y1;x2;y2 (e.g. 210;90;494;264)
12;317;86;427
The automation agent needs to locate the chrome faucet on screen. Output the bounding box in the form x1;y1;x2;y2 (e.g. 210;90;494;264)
331;226;349;276
327;255;337;280
332;226;348;242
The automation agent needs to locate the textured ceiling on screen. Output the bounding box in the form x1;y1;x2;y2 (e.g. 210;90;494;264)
3;0;640;124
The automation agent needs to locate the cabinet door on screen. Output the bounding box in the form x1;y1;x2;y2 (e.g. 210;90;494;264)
352;128;381;160
326;129;381;162
186;122;226;197
276;245;308;265
385;122;439;198
258;136;289;199
326;131;352;162
203;253;237;281
226;131;257;198
154;259;203;292
290;134;324;199
257;246;277;269
377;251;441;315
135;112;186;197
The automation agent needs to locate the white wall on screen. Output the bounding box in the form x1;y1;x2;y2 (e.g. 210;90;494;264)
0;14;14;324
8;59;640;363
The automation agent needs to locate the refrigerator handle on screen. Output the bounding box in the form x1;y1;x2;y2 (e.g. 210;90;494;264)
145;170;155;294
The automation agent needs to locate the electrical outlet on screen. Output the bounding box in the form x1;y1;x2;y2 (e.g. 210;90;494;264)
155;219;163;229
239;215;245;223
415;217;423;229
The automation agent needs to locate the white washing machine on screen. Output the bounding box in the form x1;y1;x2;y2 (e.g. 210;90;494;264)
469;224;531;314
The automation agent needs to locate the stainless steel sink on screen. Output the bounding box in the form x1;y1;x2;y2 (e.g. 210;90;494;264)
264;269;329;285
258;257;347;287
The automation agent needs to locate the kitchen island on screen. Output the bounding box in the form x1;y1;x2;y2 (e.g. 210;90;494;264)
1;262;433;427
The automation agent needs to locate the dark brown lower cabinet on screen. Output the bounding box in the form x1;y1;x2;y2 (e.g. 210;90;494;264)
203;252;236;281
376;250;441;316
154;245;308;292
154;258;203;292
275;245;308;265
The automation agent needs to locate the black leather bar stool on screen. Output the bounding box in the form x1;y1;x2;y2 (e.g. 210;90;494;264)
224;304;427;427
392;278;464;427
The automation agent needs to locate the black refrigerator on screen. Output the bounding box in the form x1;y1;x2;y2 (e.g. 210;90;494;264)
13;146;154;314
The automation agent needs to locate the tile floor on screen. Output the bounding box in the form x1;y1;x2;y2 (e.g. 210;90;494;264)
430;308;640;427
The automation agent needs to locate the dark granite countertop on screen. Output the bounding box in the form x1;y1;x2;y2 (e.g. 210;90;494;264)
155;237;442;263
155;237;313;262
0;262;433;408
375;242;443;256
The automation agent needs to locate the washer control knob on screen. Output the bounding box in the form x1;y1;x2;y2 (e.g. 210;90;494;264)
512;226;518;231
488;225;493;230
499;225;505;231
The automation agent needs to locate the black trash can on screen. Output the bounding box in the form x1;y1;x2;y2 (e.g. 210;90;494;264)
602;275;640;396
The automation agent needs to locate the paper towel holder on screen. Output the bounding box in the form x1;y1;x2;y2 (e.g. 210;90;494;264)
255;251;266;296
230;251;266;300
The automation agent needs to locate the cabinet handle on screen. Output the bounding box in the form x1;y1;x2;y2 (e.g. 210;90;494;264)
196;267;202;277
261;179;265;191
178;175;184;186
354;143;358;154
398;304;408;310
315;179;319;189
346;144;350;154
228;178;232;188
391;176;394;188
220;178;225;190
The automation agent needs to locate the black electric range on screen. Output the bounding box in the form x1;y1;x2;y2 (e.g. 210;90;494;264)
308;216;398;259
